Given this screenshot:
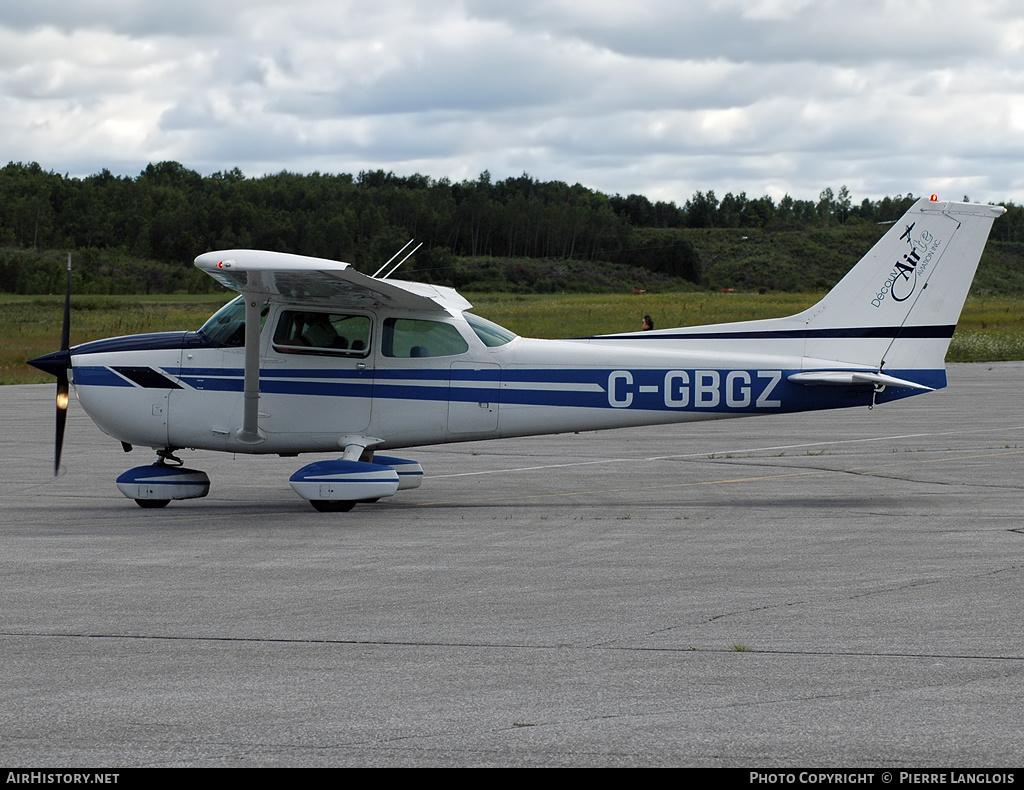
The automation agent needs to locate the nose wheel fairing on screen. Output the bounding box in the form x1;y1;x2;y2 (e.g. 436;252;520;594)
115;462;211;508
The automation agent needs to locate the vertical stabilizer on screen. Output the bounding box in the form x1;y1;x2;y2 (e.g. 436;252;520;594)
798;198;1005;373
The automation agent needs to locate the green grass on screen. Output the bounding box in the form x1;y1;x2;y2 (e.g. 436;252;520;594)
945;295;1024;362
2;294;228;384
4;291;1022;385
468;290;820;337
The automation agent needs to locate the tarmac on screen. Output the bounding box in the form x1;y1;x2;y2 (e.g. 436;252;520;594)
1;363;1022;767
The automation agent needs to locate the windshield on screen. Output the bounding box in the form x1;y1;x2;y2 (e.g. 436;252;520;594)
199;296;269;347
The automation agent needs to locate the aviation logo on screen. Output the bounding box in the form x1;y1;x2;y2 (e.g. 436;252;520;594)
872;222;943;307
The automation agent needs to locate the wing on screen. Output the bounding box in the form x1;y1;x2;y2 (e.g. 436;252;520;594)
194;249;471;314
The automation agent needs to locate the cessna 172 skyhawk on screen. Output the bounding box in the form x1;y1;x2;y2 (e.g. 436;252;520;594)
29;196;1005;511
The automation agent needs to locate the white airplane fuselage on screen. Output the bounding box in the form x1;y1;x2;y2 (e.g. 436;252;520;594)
68;298;910;457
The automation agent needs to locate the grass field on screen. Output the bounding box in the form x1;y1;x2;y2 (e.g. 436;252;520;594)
3;294;228;385
4;290;1022;384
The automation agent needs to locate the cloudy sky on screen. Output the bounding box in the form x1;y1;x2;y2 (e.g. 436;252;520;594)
2;0;1023;204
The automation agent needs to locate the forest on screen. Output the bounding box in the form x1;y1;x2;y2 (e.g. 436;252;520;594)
2;160;1023;296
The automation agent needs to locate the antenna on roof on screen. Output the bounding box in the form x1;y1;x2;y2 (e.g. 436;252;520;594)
375;240;423;280
373;240;414;279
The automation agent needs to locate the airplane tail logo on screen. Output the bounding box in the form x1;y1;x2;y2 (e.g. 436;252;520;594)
797;198;1005;375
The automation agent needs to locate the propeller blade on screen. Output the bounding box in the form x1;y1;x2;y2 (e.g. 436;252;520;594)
55;378;68;475
54;253;72;475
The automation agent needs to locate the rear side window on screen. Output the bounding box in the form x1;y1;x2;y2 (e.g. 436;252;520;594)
273;310;371;356
382;318;469;358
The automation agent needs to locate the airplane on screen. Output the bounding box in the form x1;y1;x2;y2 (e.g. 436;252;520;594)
29;196;1005;512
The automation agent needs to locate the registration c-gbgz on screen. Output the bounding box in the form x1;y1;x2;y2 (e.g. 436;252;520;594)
607;369;783;409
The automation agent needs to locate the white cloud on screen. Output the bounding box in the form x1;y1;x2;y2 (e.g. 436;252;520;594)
1;0;1022;203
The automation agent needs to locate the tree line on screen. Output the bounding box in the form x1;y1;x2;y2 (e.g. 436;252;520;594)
2;160;1022;295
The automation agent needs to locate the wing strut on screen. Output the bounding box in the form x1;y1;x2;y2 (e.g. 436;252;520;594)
237;279;265;445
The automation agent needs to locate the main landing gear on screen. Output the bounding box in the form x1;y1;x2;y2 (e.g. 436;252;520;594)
310;500;357;513
289;455;423;512
113;452;423;512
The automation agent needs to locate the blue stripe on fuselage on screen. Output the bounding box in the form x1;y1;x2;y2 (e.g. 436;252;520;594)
584;325;957;341
73;366;136;387
72;364;946;414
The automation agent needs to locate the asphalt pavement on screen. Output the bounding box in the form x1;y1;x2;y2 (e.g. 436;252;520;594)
2;364;1022;766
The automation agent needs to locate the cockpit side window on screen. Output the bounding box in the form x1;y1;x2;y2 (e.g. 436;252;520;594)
273;310;371;357
381;318;469;358
199;296;269;347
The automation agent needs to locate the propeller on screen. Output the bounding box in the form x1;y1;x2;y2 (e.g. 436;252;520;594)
55;254;72;473
28;253;73;475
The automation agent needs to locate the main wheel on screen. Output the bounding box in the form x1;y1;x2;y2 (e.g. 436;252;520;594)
310;500;356;513
135;499;170;509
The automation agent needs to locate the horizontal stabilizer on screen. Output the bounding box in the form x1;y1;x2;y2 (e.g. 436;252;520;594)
788;371;934;391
